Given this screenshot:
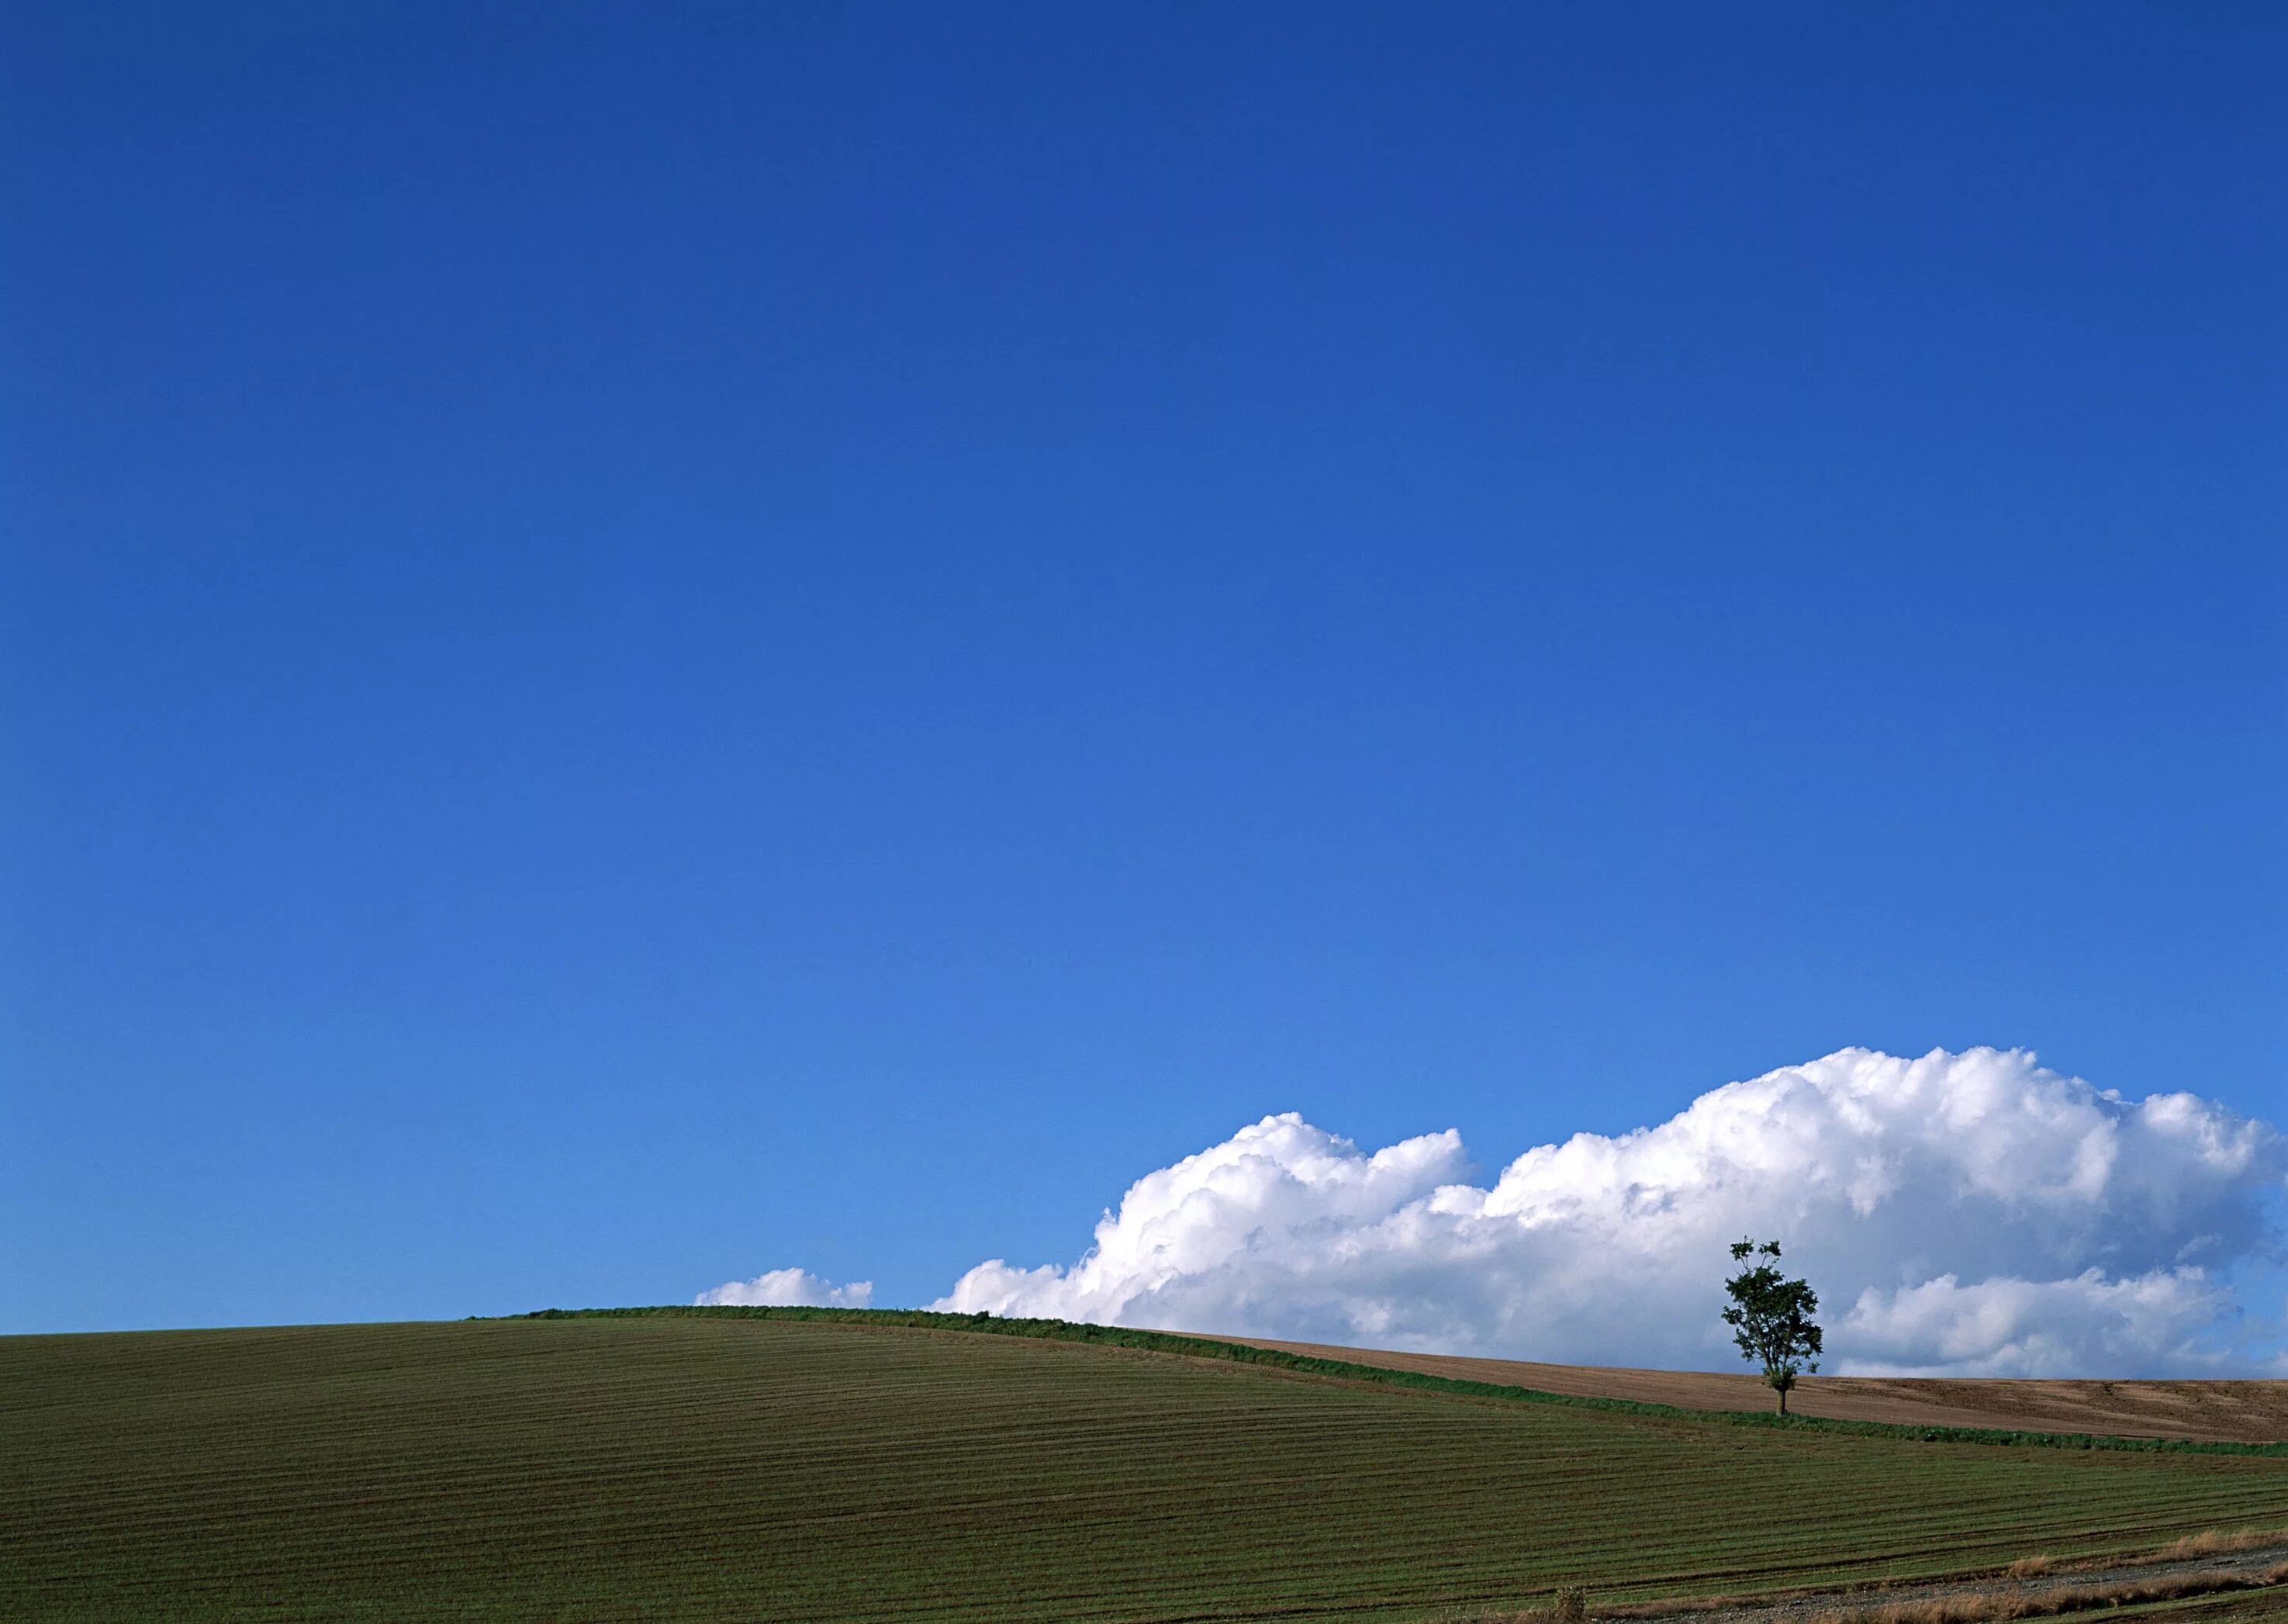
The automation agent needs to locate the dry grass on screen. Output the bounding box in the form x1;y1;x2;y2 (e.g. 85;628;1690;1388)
1606;1532;2288;1621
1599;1593;1761;1618
2150;1527;2288;1562
2003;1524;2288;1582
1448;1592;1588;1624
1806;1560;2288;1624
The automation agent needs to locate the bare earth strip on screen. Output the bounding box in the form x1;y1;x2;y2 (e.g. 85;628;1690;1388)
1217;1337;2288;1444
1619;1542;2288;1623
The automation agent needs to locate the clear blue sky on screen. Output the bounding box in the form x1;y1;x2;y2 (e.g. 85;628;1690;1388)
5;4;2282;1335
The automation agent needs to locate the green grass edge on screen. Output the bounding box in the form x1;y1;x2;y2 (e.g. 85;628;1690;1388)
495;1304;2288;1459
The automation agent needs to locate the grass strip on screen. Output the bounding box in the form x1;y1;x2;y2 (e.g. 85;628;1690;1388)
505;1304;2288;1460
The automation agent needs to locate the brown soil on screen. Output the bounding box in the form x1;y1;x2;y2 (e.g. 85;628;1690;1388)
1613;1543;2288;1623
1212;1337;2288;1444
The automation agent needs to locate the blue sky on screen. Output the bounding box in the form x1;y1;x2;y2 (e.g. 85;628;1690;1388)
4;5;2283;1343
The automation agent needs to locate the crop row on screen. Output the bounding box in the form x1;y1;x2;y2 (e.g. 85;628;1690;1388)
5;1316;2286;1622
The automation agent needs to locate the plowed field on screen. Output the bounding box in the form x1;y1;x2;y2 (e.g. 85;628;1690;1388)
5;1314;2288;1622
1225;1338;2288;1443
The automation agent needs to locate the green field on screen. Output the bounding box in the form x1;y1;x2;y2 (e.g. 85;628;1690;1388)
6;1312;2288;1622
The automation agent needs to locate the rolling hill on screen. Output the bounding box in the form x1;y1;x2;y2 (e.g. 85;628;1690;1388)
5;1308;2286;1622
1222;1336;2288;1445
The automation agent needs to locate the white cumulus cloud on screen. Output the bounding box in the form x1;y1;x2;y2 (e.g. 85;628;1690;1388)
696;1266;873;1309
925;1048;2283;1376
1840;1269;2236;1377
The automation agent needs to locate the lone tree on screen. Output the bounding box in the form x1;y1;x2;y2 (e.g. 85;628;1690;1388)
1721;1239;1822;1415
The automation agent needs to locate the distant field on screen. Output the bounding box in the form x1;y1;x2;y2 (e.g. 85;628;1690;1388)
7;1312;2288;1622
1225;1337;2288;1444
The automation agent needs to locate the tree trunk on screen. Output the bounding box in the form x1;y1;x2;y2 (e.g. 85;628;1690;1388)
1775;1385;1788;1416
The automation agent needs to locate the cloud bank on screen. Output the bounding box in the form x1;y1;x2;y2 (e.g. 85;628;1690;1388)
705;1049;2286;1376
696;1266;873;1309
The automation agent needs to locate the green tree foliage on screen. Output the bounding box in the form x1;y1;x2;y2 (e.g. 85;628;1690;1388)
1722;1239;1823;1415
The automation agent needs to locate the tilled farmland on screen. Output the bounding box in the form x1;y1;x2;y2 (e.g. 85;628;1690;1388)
1222;1337;2288;1446
7;1313;2288;1622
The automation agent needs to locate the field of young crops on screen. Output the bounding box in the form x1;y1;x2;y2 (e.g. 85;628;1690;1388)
6;1312;2288;1622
